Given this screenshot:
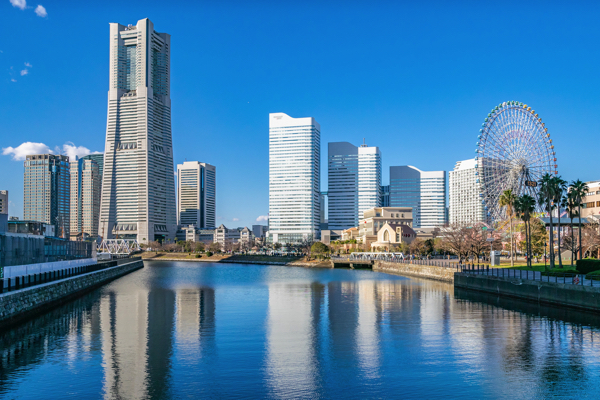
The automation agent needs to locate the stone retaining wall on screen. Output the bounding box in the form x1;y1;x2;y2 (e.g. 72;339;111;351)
374;261;456;282
0;260;144;326
455;273;600;312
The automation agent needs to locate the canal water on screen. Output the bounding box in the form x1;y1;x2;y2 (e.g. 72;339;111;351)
1;262;600;399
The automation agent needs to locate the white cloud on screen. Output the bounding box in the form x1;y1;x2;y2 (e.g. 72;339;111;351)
11;78;16;82
2;142;52;160
2;141;102;161
34;5;46;17
62;142;98;161
256;215;269;222
24;62;32;67
232;218;239;222
10;0;26;10
20;69;28;76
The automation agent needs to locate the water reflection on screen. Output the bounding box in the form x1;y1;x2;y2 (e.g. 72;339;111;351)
1;264;600;399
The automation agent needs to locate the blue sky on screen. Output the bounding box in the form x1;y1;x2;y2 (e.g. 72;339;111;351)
2;0;599;228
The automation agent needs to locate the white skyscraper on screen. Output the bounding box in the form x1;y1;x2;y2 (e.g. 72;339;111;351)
268;113;320;243
177;161;216;229
389;166;446;228
99;19;176;243
449;158;489;225
328;142;381;230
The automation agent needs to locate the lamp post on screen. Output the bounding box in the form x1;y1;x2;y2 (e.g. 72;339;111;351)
544;241;547;269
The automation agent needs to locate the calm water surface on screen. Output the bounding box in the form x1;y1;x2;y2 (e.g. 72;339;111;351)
1;262;600;399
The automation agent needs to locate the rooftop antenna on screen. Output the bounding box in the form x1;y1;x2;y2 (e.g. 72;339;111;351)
361;138;367;147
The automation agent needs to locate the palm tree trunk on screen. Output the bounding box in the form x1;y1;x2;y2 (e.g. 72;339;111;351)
510;218;514;267
549;204;554;269
571;217;574;267
578;205;583;261
528;220;532;268
557;213;563;268
524;220;529;268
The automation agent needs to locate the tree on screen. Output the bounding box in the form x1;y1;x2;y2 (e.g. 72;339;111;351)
514;194;536;267
551;176;567;267
147;241;162;252
581;220;600;258
569;179;589;260
499;189;517;267
409;238;426;256
538;173;556;269
519;218;546;261
311;242;330;254
565;192;579;267
208;242;221;253
194;242;205;253
439;224;470;260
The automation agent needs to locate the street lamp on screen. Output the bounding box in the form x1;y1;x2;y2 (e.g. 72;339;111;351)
544;241;547;269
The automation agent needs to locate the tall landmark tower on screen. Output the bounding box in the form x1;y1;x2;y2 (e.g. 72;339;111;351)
99;18;176;243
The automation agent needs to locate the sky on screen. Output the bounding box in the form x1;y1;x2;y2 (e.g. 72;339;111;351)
2;0;600;228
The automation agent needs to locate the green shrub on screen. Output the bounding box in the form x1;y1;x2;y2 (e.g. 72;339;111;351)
195;254;202;258
541;269;578;277
206;251;213;257
576;258;600;275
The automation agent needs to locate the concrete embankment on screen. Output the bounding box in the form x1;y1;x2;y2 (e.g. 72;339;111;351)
0;259;143;327
454;273;600;312
374;261;456;282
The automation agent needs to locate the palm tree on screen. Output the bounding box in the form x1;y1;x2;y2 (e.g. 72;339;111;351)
515;194;536;267
565;192;579;267
569;180;589;261
552;176;567;268
538;174;556;269
499;189;517;267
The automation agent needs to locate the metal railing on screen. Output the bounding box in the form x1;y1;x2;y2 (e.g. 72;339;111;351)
459;263;597;287
0;257;141;295
331;254;462;270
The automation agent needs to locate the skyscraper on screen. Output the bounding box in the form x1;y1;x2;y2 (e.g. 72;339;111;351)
0;190;7;215
70;157;102;239
389;166;446;228
328;142;381;230
449;158;488;224
177;161;216;229
99;18;176;243
24;154;70;238
268;113;320;243
82;153;104;178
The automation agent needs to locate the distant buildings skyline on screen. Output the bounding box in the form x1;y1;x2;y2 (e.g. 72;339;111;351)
70;156;101;239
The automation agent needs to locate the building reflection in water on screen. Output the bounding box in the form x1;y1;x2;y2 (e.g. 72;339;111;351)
3;266;600;398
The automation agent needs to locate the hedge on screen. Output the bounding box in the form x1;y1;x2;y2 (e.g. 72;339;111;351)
576;259;600;275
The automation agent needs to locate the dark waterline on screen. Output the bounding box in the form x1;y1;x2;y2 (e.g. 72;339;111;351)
1;262;600;399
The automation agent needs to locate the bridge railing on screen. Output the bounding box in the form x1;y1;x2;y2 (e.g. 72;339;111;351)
331;254;462;269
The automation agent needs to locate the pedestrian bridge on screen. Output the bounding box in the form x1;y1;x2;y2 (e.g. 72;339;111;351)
96;239;141;255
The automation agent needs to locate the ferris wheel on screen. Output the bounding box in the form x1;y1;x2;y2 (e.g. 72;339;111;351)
476;101;557;222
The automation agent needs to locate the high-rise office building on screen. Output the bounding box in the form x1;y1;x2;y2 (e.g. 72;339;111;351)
99;18;176;243
24;154;70;238
328;142;381;230
82;153;104;178
70;157;102;239
0;190;7;215
449;158;488;224
177;161;216;229
390;166;446;228
380;185;390;207
268;113;320;243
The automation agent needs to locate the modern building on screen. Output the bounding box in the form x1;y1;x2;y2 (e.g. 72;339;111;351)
24;154;70;239
449;158;488;225
268;113;321;244
0;190;7;214
358;206;413;246
177;161;216;229
252;225;268;239
99;18;176;244
328;142;381;230
8;220;55;237
214;224;241;247
82;153;105;178
177;225;215;243
580;181;600;219
70;157;102;239
389;166;446;228
380;185;390;207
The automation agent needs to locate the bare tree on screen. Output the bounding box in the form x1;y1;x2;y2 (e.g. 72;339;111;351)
439;224;470;261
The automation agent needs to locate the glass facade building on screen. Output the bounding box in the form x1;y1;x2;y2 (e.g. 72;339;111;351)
99;19;176;243
390;166;446;228
328;142;381;230
24;154;70;238
70;157;102;239
268;113;320;244
177;161;216;229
